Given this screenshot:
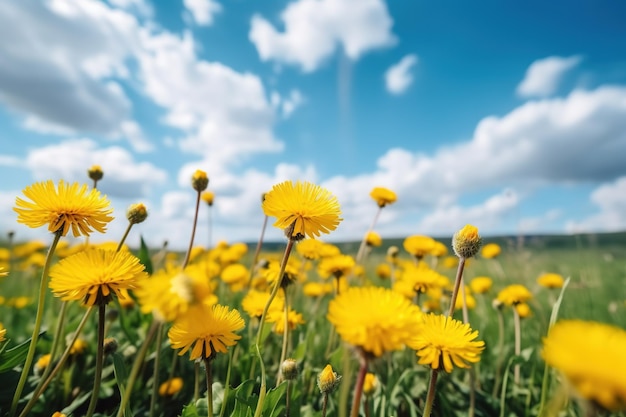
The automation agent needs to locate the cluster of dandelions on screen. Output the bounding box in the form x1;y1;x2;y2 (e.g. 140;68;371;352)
2;166;626;417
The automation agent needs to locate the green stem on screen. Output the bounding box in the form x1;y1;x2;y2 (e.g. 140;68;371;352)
321;393;329;417
18;306;94;417
149;322;164;417
194;362;201;402
285;379;292;417
253;237;296;417
116;319;159;417
349;354;368;417
183;191;202;269
513;307;521;385
117;222;133;252
10;231;62;417
492;307;506;398
277;288;290;385
447;257;466;318
355;207;382;266
86;303;106;417
205;357;214;417
249;215;268;288
218;347;236;417
422;368;439;417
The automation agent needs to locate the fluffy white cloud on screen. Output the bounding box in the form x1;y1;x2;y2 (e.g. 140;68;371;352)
517;55;582;98
182;0;222;26
566;176;626;233
385;54;418;95
24;138;167;198
249;0;396;72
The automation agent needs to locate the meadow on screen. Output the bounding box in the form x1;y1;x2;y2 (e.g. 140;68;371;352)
1;176;625;417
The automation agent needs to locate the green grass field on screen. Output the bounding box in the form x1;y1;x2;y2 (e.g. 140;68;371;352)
1;230;625;417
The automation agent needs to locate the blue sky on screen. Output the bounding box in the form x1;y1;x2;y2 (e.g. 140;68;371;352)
1;0;626;250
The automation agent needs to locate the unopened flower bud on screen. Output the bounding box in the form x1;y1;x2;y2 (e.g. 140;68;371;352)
88;165;104;182
104;337;118;355
452;224;482;259
317;364;341;394
127;203;148;225
281;358;298;381
363;373;378;396
191;169;209;192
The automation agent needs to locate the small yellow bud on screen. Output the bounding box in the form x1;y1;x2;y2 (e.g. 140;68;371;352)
515;302;532;319
88;165;103;182
452;224;482;259
159;377;184;397
363;373;378;396
103;337;118;355
35;353;51;374
191;169;209;192
201;191;214;206
126;203;148;225
365;231;382;247
52;412;67;417
317;364;341;394
280;358;299;381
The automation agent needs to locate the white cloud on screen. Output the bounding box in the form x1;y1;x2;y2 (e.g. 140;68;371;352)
516;55;582;98
108;0;153;18
249;0;396;72
183;0;222;26
566;176;626;233
385;54;418;95
518;209;562;233
24;138;167;198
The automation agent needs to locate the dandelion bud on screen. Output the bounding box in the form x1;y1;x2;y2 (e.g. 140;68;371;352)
106;308;120;322
127;203;148;224
201;191;214;206
317;364;341;394
191;169;209;192
34;353;51;375
281;358;299;381
387;245;399;261
88;165;104;182
103;337;118;355
452;224;482;259
492;298;503;310
52;412;67;417
159;377;184;397
363;373;378;396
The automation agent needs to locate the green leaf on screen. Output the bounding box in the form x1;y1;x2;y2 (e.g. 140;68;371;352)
0;332;45;374
262;382;287;417
138;234;153;275
112;352;133;417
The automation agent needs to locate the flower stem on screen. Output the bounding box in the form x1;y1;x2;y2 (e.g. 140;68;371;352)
422;369;439;417
204;357;214;417
355;207;382;266
18;306;94;417
277;288;290;385
249;215;268;288
10;231;62;417
218;346;236;417
285;380;292;417
117;222;133;252
86;303;107;417
149;322;164;417
349;354;368;417
183;190;202;269
321;393;329;417
116;319;159;417
492;307;506;398
447;257;466;318
194;362;201;402
253;237;296;417
513;307;522;385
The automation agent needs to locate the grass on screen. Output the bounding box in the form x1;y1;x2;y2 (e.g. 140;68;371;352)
1;230;626;417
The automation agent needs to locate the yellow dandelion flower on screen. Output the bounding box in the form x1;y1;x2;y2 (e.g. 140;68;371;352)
35;353;51;372
49;249;146;306
0;322;6;343
70;338;88;355
14;180;114;237
262;180;342;239
401;263;442;294
431;241;448;258
542;320;626;411
268;308;305;334
375;263;391;280
537;273;565;289
9;296;32;309
515;302;532;318
241;290;284;318
481;243;502;259
319;243;341;258
0;266;7;278
302;282;333;297
469;276;493;294
409;313;485;373
454;290;477;310
296;238;325;260
369;187;397;208
442;256;459;269
328;286;423;357
158;377;184;397
365;231;382;247
318;254;355;279
221;263;250;290
201;191;214;206
168;303;245;360
264;260;301;287
52;412;67;417
497;284;533;306
452;224;482;259
403;235;436;259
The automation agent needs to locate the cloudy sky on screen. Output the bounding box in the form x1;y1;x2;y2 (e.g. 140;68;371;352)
1;0;626;249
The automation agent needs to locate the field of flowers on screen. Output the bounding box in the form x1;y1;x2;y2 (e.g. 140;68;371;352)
1;167;625;417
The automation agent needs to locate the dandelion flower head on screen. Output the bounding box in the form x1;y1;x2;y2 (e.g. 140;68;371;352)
318;254;355;279
409;313;485;373
481;243;502;259
537;273;565;289
403;235;436;259
327;286;423;357
469;276;493;294
262;180;342;239
296;238;325;260
369;187;397;208
14;180;113;237
169;303;245;360
0;322;6;343
497;284;533;306
452;224;482;259
159;377;184;397
542;320;626;411
365;231;382;247
49;249;146;306
318;364;341;394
